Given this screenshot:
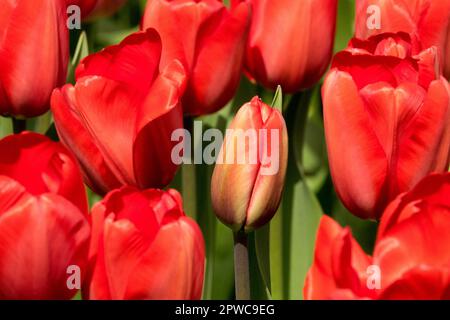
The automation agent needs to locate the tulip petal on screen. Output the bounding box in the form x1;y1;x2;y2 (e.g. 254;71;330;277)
374;205;450;290
125;217;205;300
132;60;185;189
379;173;450;238
396;80;450;191
0;132;88;214
379;266;450;300
0;190;90;300
0;0;68;116
304;215;371;299
211;99;265;230
183;1;251;115
244;0;337;92
142;0;224;69
73;76;140;186
323;70;387;218
76;29;162;94
51;86;122;195
245;108;288;230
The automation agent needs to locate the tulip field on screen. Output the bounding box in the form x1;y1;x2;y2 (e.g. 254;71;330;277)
0;0;449;303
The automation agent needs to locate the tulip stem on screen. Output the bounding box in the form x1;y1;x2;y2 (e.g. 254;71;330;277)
233;231;250;300
12;118;26;134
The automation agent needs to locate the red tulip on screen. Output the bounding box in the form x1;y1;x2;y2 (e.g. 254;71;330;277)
85;187;205;300
0;0;69;117
51;29;187;195
355;0;450;79
0;132;88;213
323;33;450;219
231;0;338;93
0;132;90;299
304;173;450;300
211;97;288;232
141;0;251;116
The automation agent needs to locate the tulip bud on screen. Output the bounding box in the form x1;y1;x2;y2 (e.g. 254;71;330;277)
142;0;251;116
0;0;69;117
0;132;90;299
85;187;205;300
323;33;450;219
211;97;288;232
232;0;338;93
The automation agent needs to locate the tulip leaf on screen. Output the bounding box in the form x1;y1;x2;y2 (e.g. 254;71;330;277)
0;117;12;139
67;31;89;84
261;89;323;300
254;223;271;292
249;232;271;299
271;85;283;112
334;0;356;53
300;86;329;193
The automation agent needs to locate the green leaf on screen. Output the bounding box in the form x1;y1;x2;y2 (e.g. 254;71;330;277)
334;0;356;53
249;232;271;299
301;87;329;193
268;89;323;300
254;224;271;293
271;85;283;112
0;117;12;139
68;31;89;84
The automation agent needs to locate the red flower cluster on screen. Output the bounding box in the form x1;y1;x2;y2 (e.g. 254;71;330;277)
0;133;204;300
0;0;449;301
305;173;450;300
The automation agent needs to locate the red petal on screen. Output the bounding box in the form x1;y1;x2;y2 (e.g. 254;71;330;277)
211;98;266;230
380;266;450;300
378;173;450;238
124;217;205;300
0;0;68;116
304;215;371;299
51;86;122;195
0;189;90;300
323;70;387;218
182;1;251;115
132;60;186;189
374;204;450;290
76;29;162;94
242;0;337;92
0;132;88;214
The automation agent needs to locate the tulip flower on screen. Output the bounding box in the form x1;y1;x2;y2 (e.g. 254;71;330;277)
0;0;69;117
231;0;338;93
0;132;90;299
211;97;288;232
304;173;450;300
51;29;187;195
85;187;205;300
323;33;450;219
142;0;251;116
0;132;88;213
355;0;450;79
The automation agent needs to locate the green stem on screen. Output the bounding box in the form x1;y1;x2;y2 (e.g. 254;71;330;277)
12;118;26;134
234;231;250;300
